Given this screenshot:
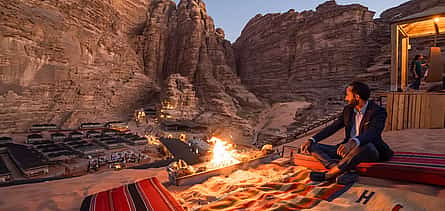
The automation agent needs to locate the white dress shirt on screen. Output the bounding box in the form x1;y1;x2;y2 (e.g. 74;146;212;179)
350;101;369;146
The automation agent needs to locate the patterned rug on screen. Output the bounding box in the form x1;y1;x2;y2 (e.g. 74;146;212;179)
191;166;351;211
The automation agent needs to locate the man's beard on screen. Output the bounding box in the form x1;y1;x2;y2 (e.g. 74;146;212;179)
347;99;359;106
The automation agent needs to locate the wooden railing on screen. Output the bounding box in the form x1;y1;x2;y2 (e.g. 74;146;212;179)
287;111;342;142
385;92;445;130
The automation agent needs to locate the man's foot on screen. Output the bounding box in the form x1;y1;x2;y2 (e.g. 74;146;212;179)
325;166;343;179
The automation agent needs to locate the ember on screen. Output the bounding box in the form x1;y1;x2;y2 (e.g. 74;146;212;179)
207;137;240;169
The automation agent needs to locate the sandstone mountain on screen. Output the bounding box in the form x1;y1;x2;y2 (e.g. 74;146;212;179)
0;0;156;133
233;0;445;144
233;1;388;144
1;0;443;145
141;0;264;141
0;0;263;140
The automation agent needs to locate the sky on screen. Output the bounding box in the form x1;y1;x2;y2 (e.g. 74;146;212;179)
176;0;409;42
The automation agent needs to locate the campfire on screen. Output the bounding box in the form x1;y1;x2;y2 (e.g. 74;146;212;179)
207;137;240;169
167;136;279;186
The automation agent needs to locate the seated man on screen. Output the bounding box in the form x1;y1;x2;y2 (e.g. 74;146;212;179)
299;81;393;182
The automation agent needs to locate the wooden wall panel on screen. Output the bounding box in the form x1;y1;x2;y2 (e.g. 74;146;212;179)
392;94;400;130
397;94;405;130
384;92;444;131
385;93;394;131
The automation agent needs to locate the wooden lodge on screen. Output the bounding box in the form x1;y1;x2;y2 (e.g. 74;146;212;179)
386;7;445;130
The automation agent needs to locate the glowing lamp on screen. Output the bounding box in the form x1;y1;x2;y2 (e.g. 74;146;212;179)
434;17;440;23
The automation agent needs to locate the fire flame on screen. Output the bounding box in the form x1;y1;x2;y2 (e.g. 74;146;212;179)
207;137;240;169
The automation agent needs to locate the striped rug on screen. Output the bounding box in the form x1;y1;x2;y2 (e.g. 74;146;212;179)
292;151;445;186
80;177;184;211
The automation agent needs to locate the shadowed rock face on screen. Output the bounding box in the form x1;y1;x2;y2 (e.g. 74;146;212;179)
1;0;442;144
233;0;445;143
234;1;381;105
0;0;157;133
160;74;199;121
141;0;264;141
234;0;445;108
0;0;263;140
233;1;389;138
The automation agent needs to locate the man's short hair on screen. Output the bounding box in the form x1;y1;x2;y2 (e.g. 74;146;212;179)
348;81;371;101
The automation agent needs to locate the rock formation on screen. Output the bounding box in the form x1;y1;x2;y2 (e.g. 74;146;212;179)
139;0;264;142
160;74;199;121
0;0;264;142
1;0;443;145
0;0;158;133
233;0;445;143
234;1;384;103
233;1;390;142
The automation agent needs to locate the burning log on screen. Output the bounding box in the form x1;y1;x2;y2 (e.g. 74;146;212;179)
167;137;280;186
207;137;240;169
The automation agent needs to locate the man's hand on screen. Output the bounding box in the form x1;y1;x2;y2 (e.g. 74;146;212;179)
299;140;313;154
337;140;358;157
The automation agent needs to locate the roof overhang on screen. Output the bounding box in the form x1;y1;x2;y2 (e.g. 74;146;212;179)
392;6;445;38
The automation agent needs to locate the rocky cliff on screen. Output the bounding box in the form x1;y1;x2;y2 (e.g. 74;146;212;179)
140;0;264;141
0;0;157;133
233;0;445;144
2;0;443;145
234;1;386;104
0;0;263;139
233;1;391;142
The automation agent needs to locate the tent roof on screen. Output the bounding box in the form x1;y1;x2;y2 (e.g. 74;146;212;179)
393;6;445;38
393;6;445;23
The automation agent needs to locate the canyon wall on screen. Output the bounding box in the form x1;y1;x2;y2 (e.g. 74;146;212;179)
234;1;386;105
0;0;156;133
140;0;264;141
234;0;445;144
233;1;390;143
0;0;263;140
1;0;444;144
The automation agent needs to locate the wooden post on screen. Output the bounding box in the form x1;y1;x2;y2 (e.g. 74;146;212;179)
401;37;409;91
391;24;400;92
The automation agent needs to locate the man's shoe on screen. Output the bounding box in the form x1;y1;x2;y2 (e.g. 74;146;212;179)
336;172;359;185
309;171;326;182
326;160;339;169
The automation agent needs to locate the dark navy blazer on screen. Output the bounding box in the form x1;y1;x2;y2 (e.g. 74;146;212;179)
312;101;394;161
